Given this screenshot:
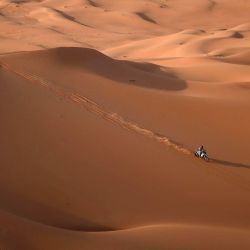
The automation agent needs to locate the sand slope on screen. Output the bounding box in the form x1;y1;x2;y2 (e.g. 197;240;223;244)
0;0;250;249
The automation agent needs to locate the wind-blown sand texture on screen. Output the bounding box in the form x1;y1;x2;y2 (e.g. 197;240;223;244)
0;0;250;249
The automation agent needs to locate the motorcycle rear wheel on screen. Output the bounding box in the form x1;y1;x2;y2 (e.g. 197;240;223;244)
203;156;209;162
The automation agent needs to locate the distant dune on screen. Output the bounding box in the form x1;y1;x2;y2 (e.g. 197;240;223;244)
0;1;250;250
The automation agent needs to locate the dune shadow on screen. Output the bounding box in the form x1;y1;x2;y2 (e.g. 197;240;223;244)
1;47;187;91
135;12;157;24
101;59;187;91
87;0;99;8
10;0;27;4
49;47;187;91
239;83;250;90
210;158;250;169
52;9;91;27
0;188;117;232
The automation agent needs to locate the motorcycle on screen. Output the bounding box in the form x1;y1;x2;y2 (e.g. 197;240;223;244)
194;150;209;162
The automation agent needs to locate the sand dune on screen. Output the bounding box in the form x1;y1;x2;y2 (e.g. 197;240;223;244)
2;208;250;250
0;0;250;249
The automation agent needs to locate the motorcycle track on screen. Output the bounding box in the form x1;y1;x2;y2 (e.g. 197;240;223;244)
1;61;250;193
0;61;192;155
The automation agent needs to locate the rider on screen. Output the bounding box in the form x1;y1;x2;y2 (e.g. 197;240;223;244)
197;145;206;155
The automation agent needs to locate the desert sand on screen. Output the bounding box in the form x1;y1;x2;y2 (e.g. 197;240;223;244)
0;0;250;249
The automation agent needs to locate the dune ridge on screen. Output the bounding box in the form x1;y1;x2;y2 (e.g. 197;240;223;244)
1;207;250;250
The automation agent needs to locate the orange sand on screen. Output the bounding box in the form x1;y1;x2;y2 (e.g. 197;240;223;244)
0;1;250;249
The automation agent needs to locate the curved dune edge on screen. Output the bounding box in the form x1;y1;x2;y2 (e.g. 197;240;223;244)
104;22;250;87
1;207;250;234
1;208;250;250
104;25;250;60
1;47;187;91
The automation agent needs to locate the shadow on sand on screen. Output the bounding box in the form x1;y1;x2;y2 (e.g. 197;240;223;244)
210;158;250;169
0;189;117;232
41;47;187;91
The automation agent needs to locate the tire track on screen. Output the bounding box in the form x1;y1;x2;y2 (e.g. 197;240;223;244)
0;61;192;156
1;61;250;193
